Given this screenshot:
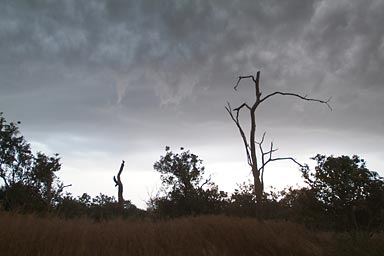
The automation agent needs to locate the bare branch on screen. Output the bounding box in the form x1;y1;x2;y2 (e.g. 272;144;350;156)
113;176;118;187
263;148;278;156
258;156;305;173
118;160;125;176
256;132;267;146
234;75;256;91
62;184;72;189
224;103;236;123
268;142;274;159
233;102;251;112
260;92;332;110
257;134;277;192
225;103;252;166
199;175;212;190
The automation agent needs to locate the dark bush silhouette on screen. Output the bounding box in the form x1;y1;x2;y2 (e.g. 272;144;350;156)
56;192;144;220
300;154;384;231
0;112;65;212
149;146;228;217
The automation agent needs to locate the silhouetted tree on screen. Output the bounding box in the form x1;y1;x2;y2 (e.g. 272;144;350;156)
0;112;66;212
0;112;33;189
113;160;125;210
226;71;331;204
302;154;384;231
151;146;227;217
30;152;70;210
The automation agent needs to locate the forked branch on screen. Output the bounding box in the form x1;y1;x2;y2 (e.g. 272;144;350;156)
256;132;304;190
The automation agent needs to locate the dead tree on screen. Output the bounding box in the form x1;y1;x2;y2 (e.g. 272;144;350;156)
113;160;125;209
226;71;331;204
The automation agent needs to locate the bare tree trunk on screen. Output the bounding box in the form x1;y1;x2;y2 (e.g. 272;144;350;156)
226;71;331;206
113;160;125;210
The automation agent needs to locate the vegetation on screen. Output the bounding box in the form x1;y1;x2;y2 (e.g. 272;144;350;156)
301;154;384;231
0;112;143;219
2;212;384;256
149;146;227;217
1;104;383;254
0;112;66;212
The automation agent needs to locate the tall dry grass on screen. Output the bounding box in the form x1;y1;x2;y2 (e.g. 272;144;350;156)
1;212;382;256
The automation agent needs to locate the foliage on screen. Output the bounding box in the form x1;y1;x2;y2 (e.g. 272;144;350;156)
227;182;287;219
0;112;33;188
154;146;207;195
301;154;384;231
1;110;383;235
278;187;326;228
0;112;143;218
0;112;64;212
30;152;64;208
150;146;228;217
55;192;144;220
227;182;257;217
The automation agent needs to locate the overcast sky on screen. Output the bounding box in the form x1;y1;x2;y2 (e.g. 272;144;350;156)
1;0;384;209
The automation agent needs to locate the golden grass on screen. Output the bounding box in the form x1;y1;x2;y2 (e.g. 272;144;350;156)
1;212;381;256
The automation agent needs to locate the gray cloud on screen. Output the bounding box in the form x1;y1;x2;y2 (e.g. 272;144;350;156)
1;0;383;207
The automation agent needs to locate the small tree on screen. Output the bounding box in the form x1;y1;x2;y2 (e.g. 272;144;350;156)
226;71;331;204
302;154;384;231
0;112;67;212
30;152;67;210
151;146;227;217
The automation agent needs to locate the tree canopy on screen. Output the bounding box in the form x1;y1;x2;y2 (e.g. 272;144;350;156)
301;154;384;231
0;112;64;211
150;146;227;217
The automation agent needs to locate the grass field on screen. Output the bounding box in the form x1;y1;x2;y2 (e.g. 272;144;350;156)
0;212;383;256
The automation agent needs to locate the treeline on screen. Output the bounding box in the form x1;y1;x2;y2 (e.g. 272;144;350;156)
0;112;144;220
148;147;384;233
1;112;383;233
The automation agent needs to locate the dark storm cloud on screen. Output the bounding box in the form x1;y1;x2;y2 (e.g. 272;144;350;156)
1;0;384;207
0;0;382;130
2;0;383;92
0;0;382;147
304;0;384;89
1;0;318;99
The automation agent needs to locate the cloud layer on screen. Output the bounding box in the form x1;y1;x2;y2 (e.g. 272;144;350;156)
1;0;383;208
